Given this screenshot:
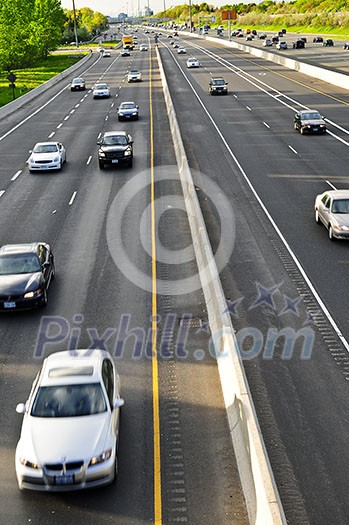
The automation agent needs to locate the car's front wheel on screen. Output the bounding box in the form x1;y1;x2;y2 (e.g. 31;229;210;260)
294;122;298;131
315;209;321;224
328;224;335;241
41;289;48;308
99;161;105;170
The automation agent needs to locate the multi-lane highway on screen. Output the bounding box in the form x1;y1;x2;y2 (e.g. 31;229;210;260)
1;27;349;524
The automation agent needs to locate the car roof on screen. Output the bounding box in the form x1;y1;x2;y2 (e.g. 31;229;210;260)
120;101;136;105
72;78;84;81
0;243;41;255
34;141;60;147
321;190;349;198
299;109;320;115
103;130;128;137
39;349;112;387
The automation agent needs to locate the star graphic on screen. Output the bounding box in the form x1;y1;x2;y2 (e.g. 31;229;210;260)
196;321;211;334
223;297;244;318
278;295;302;316
303;310;318;325
249;282;283;311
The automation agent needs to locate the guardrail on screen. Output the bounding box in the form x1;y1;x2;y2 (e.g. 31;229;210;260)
156;44;287;525
0;52;93;120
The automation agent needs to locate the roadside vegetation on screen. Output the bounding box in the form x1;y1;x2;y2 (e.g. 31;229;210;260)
0;1;110;108
156;0;349;35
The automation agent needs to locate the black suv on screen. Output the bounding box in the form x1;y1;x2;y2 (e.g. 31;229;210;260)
209;77;228;95
292;39;305;49
0;242;55;310
323;39;334;46
97;131;133;169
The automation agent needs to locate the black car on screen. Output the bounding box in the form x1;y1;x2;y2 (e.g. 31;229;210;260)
293;39;305;49
0;243;55;311
294;109;327;135
117;101;139;121
97;131;133;169
323;39;334;46
343;42;349;50
209;77;228;95
313;36;323;43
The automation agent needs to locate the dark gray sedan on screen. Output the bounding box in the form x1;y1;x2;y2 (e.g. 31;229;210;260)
117;101;139;121
294;110;326;134
314;190;349;240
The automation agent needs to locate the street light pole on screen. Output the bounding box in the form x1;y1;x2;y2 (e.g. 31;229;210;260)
72;0;79;47
163;0;166;25
189;0;192;32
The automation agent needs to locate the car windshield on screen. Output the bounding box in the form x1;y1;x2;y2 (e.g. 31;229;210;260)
31;383;107;417
0;254;41;275
121;103;136;109
33;144;58;153
213;79;225;85
72;79;83;83
302;112;321;120
332;199;349;214
95;84;108;89
103;135;128;145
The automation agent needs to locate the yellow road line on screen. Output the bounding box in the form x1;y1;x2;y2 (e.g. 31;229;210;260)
150;45;162;525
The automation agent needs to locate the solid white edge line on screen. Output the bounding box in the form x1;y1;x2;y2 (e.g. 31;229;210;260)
68;191;77;205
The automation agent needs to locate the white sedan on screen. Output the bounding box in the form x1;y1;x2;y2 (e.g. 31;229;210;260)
92;82;110;98
139;43;148;51
186;57;199;68
127;69;142;82
177;47;186;54
27;142;66;172
15;349;124;491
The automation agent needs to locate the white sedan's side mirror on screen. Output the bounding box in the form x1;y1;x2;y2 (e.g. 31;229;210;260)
113;398;124;409
16;403;26;414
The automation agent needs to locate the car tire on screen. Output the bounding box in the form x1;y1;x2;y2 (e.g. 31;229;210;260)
294;122;298;131
300;127;304;135
315;209;321;224
99;161;105;170
58;160;63;171
328;224;335;241
41;289;48;308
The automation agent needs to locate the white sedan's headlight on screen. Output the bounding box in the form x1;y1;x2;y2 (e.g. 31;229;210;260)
20;457;39;469
335;225;349;231
89;449;112;466
53;156;60;162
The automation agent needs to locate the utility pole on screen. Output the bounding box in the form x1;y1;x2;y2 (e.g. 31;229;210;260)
189;0;192;32
72;0;79;47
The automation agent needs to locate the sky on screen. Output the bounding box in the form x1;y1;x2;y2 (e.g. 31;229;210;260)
60;0;231;17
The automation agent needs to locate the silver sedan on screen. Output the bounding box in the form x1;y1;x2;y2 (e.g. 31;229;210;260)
15;349;124;491
315;190;349;240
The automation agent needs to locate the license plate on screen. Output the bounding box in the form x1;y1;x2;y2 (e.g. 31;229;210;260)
55;474;74;485
4;301;16;308
126;115;130;118
112;159;119;164
313;128;318;131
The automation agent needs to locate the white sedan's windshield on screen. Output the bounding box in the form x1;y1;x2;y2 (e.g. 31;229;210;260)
34;144;58;153
31;383;107;417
